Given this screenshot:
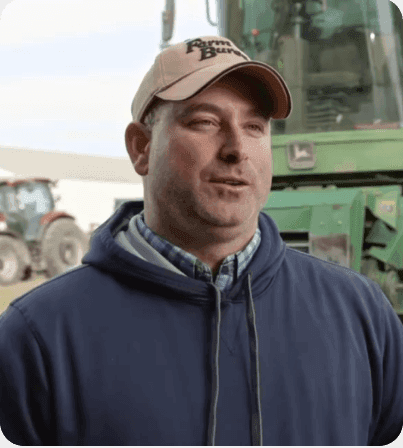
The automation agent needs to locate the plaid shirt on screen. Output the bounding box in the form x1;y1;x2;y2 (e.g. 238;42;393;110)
136;211;261;292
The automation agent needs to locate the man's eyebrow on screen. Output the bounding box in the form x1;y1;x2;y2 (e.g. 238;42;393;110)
176;102;270;122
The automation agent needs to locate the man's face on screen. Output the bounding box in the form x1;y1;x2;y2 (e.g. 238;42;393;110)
143;78;273;234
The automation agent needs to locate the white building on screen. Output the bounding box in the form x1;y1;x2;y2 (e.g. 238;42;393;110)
1;145;144;234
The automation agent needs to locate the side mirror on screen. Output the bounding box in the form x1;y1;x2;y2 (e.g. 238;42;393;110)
161;0;175;46
205;0;217;27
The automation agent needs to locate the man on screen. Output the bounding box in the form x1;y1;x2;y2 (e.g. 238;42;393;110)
0;36;402;446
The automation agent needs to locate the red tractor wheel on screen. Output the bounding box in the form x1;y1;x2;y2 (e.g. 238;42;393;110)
0;236;31;286
42;218;89;279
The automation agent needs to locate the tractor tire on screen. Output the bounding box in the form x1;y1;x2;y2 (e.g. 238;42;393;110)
0;236;32;286
42;218;89;279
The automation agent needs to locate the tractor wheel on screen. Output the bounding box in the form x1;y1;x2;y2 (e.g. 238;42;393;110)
42;219;89;279
0;236;31;286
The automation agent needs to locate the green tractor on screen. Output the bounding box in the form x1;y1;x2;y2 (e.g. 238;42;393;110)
0;178;89;286
218;0;403;317
160;0;403;319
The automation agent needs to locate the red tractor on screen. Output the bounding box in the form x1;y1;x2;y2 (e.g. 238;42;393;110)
0;178;89;286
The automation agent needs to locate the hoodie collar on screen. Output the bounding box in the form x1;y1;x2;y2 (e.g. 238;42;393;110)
82;201;286;303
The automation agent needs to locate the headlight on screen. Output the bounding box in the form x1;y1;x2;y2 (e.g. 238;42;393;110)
0;221;7;231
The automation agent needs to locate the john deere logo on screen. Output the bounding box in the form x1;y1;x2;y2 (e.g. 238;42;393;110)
287;141;316;170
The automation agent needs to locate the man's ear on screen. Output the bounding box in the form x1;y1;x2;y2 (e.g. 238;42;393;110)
125;122;151;176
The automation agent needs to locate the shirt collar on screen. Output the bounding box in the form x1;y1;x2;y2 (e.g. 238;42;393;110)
135;211;261;292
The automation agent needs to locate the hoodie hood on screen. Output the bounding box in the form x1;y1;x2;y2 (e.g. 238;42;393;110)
83;201;286;303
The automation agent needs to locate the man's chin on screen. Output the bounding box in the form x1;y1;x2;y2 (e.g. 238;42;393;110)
195;207;254;229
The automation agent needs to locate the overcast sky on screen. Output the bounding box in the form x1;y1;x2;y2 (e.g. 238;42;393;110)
0;0;217;158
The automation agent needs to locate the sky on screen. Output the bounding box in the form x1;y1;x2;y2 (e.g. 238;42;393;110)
0;0;218;158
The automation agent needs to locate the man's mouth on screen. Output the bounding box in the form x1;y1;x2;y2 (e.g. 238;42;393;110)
213;180;243;186
210;177;249;186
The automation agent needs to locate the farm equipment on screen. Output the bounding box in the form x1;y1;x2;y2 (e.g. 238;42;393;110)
0;178;89;286
160;0;403;317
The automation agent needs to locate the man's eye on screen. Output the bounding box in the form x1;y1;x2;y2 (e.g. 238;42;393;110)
190;120;216;127
188;120;264;132
248;124;264;132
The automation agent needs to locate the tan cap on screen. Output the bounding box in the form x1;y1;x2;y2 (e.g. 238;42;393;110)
131;36;292;123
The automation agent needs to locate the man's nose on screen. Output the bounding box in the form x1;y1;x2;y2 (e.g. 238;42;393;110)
218;125;249;163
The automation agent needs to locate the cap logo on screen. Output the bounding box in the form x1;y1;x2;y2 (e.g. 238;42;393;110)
185;38;249;62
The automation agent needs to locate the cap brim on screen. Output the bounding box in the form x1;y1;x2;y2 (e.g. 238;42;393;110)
155;61;292;120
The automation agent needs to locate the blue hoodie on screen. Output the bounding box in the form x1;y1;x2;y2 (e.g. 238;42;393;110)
0;201;403;445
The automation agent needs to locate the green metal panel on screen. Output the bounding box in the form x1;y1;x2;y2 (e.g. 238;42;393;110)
365;220;395;246
309;203;350;236
263;207;311;232
265;188;364;210
349;190;367;272
308;192;365;271
272;129;403;176
263;188;366;272
369;235;403;270
362;186;401;229
369;196;403;270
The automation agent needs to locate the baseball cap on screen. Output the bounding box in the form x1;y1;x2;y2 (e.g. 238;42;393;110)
131;36;292;123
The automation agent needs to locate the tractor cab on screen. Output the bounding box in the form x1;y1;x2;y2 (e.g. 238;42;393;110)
0;178;88;286
0;179;55;242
